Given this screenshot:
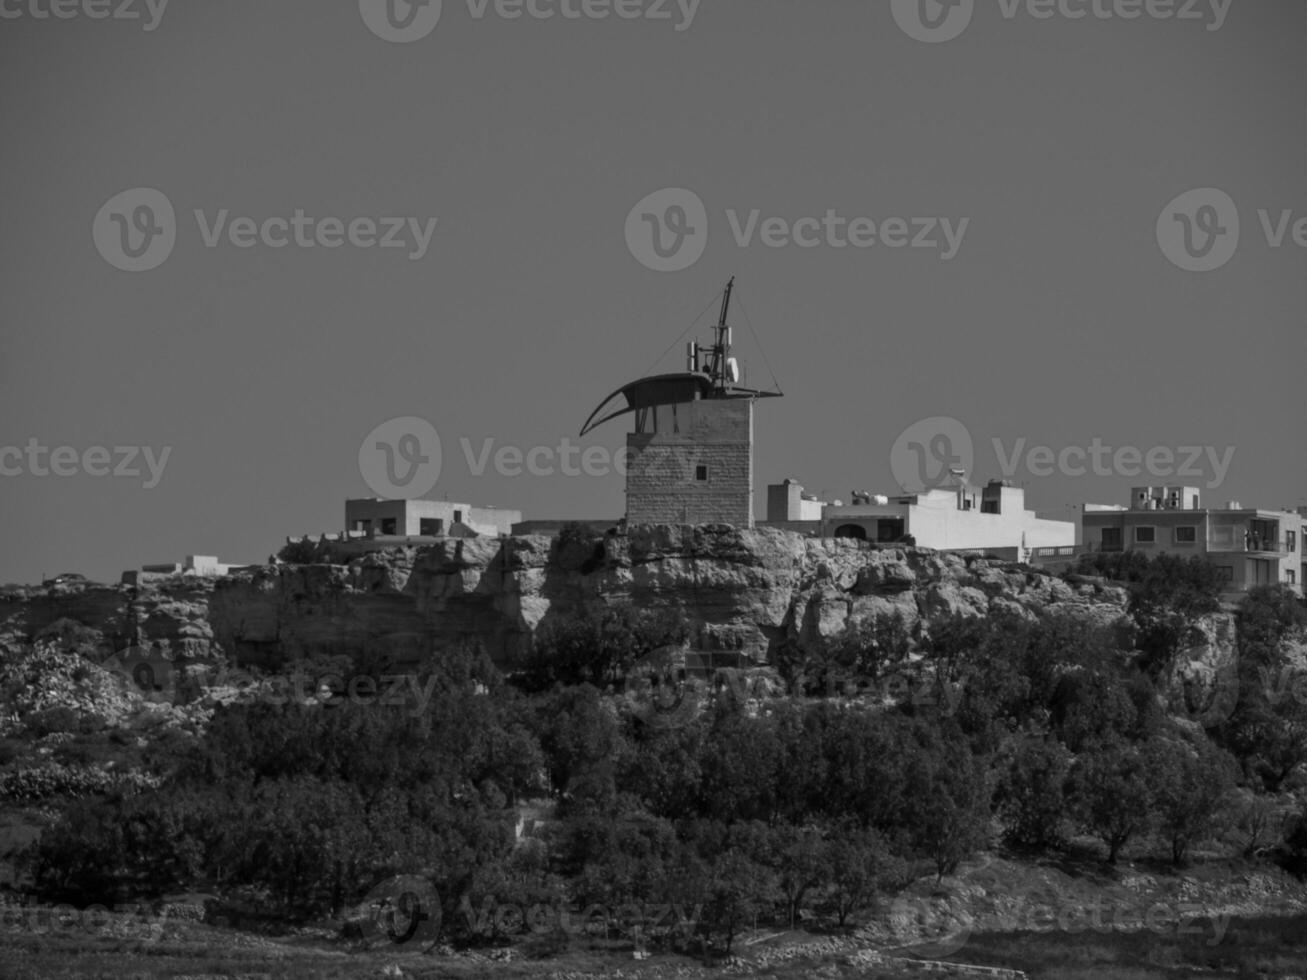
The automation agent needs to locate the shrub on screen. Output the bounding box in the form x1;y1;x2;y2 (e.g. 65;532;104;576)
276;539;322;564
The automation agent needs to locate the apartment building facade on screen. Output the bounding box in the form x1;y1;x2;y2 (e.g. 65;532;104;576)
1080;486;1305;596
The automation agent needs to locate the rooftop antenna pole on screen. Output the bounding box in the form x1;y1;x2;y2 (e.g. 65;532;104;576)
706;277;734;390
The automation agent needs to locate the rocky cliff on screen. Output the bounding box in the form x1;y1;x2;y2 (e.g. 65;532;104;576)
1;525;1146;674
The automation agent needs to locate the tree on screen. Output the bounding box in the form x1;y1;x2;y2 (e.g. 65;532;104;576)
996;736;1072;851
1144;736;1236;866
1227;788;1283;859
1050;666;1143;753
902;729;990;884
522;606;689;691
1217;586;1307;791
696;708;780;823
619;718;704;818
814;613;913;685
766;823;827;928
696;848;776;955
1068;741;1153;864
823;825;910;928
533;685;624;805
276;538;322;564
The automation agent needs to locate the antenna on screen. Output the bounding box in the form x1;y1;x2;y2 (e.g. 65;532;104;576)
704;276;735;391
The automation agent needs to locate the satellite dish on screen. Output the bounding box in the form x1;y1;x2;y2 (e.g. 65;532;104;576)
726;357;741;384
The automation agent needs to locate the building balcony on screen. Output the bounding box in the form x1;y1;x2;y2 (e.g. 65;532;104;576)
1208;538;1290;556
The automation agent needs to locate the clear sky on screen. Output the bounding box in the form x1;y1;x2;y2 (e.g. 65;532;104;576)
1;0;1304;585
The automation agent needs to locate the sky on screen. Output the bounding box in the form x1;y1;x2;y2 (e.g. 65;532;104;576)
1;0;1304;585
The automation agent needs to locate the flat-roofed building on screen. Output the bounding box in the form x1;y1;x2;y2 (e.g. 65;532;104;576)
1080;487;1305;596
820;479;1074;560
345;498;521;539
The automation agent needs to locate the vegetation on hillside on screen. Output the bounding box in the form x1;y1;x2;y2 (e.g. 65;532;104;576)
5;553;1307;961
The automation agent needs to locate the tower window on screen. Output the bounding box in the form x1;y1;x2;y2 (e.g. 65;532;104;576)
694;465;709;482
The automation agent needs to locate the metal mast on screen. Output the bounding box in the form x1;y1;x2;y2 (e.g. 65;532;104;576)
706;276;734;391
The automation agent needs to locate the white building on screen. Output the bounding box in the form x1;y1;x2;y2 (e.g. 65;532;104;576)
344;498;521;539
123;555;250;585
1081;487;1305;596
820;479;1075;560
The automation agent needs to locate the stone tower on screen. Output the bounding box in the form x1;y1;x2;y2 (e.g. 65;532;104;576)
580;279;780;529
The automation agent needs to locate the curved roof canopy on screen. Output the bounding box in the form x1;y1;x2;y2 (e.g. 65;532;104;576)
579;372;780;436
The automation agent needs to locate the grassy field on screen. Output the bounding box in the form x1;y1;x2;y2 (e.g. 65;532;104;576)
2;914;1305;980
917;914;1307;980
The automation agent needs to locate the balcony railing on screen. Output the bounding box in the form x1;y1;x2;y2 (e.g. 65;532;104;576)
1209;534;1286;555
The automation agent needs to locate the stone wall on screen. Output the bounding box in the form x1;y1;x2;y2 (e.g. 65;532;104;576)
626;399;753;527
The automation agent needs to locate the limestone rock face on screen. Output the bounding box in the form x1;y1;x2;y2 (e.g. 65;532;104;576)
0;526;1202;689
1163;613;1243;728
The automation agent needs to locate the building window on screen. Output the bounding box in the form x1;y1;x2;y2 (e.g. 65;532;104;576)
1289;570;1298;586
1289;531;1298;553
695;465;709;482
1174;526;1197;544
381;518;397;535
1101;527;1123;552
453;510;464;525
419;518;440;536
1134;526;1156;544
